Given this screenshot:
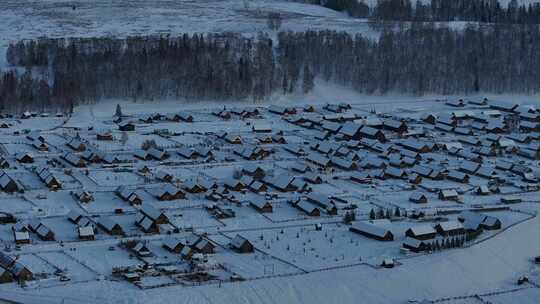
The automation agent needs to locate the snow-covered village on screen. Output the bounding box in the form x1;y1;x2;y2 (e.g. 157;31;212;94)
2;0;540;303
0;97;538;303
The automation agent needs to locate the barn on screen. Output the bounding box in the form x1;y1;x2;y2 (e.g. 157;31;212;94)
434;221;465;237
349;221;394;241
405;225;437;240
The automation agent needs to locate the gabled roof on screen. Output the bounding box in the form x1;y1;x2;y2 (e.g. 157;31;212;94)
230;234;252;249
139;216;156;231
350;221;393;238
339;122;363;137
250;196;271;209
78;226;95;237
163;238;184;251
440;189;458;198
67;210;82;223
409;191;427;201
306;152;331;167
407;225;436;237
436;221;463;232
447;170;469;181
98;217;121;231
295;201;319;214
459;160;480;173
140;204;164;221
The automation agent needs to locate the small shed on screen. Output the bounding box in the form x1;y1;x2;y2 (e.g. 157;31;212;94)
409;192;428;204
230;234;255;253
78;226;95;240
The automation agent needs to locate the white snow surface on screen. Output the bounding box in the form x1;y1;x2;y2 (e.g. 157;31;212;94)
0;0;376;68
1;212;539;303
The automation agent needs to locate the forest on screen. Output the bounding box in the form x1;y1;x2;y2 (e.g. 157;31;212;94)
294;0;540;24
2;22;540;111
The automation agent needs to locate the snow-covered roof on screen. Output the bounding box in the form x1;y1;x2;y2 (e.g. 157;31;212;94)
350;221;393;238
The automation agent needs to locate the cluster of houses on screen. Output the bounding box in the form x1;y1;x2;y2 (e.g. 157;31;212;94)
161;235;216;260
348;210;501;253
137;111;194;124
67;210;96;240
401;210;501;252
0;252;33;283
135;205;169;234
0;99;537;286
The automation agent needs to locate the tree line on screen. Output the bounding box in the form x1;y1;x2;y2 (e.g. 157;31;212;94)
2;23;540;111
292;0;540;24
372;0;540;24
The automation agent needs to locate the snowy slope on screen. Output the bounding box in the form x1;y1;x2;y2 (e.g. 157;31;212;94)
0;0;375;68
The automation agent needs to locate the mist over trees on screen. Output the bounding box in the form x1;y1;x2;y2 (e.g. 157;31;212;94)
2;23;540;111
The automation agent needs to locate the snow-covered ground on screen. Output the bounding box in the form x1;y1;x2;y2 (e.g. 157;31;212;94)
0;0;377;68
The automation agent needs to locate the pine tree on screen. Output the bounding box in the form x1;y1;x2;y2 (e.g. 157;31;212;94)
369;209;376;220
115;103;123;118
